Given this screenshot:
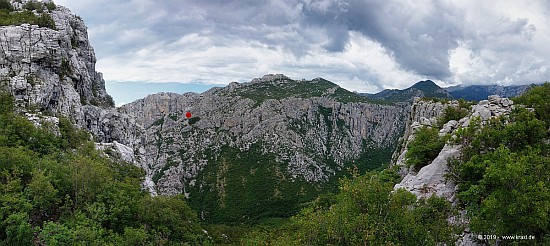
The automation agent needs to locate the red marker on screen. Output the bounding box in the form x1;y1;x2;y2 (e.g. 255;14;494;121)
185;111;192;119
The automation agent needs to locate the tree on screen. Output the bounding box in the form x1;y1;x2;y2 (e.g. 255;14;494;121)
2;213;34;246
246;171;458;245
514;82;550;128
460;146;550;244
138;195;205;244
25;171;60;224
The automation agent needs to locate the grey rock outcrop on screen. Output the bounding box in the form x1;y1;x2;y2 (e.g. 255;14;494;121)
392;95;516;246
0;1;117;135
394;144;461;201
1;0;147;186
120;76;409;195
391;97;452;174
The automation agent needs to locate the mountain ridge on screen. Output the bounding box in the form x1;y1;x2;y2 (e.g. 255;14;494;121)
361;80;532;102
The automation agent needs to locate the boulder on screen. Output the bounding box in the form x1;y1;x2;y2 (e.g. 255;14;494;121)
394;144;461;201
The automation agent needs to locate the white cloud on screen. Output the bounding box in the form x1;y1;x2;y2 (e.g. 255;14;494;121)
54;0;550;93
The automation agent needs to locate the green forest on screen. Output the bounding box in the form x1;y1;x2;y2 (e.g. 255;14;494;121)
1;83;550;245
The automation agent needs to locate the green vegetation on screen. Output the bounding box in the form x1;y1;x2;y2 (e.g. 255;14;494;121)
168;113;179;121
0;0;56;29
514;82;550;127
188;116;200;125
187;144;323;226
405;126;446;171
152;116;164;126
437;99;473;127
241;169;458;245
447;84;550;245
231;78;384;106
59;58;72;80
0;93;208;245
0;0;14;12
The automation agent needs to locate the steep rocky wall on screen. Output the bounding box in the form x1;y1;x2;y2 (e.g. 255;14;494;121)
0;1;117;137
391;98;451;169
120;80;410;195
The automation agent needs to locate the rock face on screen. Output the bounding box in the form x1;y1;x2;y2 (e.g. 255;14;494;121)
394;144;461;200
391;97;451;173
0;0;117;137
119;76;409;196
1;1;412;221
392;95;515;246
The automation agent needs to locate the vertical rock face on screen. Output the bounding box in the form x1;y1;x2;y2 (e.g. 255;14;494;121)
391;97;451;171
119;77;410;196
0;0;114;130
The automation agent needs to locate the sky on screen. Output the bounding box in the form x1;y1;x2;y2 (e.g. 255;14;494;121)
54;0;550;104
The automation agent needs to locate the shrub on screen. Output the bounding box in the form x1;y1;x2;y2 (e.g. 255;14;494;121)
513;82;550;128
406;126;445;171
0;10;56;29
438;106;468;126
0;0;14;12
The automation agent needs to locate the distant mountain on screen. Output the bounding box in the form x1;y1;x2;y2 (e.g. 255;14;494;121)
445;84;531;101
362;81;532;102
362;80;452;102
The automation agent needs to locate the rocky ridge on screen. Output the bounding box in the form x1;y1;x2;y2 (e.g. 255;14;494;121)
119;75;410;196
392;95;516;246
393;95;514;201
1;1;412;207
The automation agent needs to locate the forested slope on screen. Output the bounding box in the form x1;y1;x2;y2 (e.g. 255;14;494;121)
0;93;208;245
240;83;550;245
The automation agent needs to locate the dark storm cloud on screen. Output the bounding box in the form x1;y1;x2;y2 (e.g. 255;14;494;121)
56;0;550;91
300;0;464;79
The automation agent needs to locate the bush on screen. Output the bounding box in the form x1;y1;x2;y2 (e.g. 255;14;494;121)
0;10;56;29
438;106;468;126
406;126;446;171
0;0;14;12
242;171;458;245
514;82;550;128
450;87;550;244
0;96;208;245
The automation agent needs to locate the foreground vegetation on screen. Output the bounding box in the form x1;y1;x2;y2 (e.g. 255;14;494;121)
241;169;458;245
450;83;550;245
1;83;549;245
0;93;207;245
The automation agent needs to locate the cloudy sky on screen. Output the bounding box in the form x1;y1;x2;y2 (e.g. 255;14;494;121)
55;0;550;101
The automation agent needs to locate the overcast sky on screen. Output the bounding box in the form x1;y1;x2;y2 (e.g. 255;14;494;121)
55;0;550;94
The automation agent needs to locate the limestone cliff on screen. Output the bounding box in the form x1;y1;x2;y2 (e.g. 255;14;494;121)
0;0;146;148
0;0;414;223
119;75;409;196
392;95;516;246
